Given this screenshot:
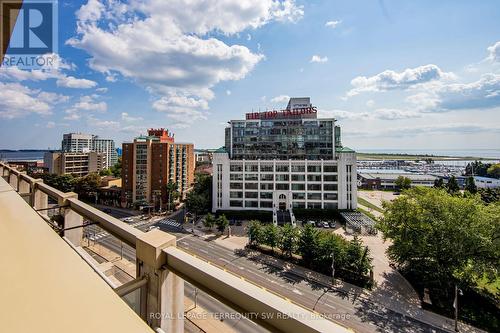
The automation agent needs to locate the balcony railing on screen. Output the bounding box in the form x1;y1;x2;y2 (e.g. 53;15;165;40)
0;161;351;333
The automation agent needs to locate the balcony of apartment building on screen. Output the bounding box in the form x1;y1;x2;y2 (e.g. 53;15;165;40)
0;162;349;333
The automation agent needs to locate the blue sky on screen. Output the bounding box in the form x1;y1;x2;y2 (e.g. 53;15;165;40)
0;0;499;150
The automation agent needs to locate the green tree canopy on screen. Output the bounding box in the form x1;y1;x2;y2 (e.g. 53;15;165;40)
215;214;229;233
446;175;460;194
298;224;319;267
278;224;299;258
464;176;477;194
203;213;215;230
263;223;279;251
247;220;264;246
487;163;500;179
378;187;500;294
395;176;412;190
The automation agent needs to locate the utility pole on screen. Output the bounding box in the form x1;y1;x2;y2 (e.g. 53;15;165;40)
194;288;198;308
331;251;335;284
454;284;462;332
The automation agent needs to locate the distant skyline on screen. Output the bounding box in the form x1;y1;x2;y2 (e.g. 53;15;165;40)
0;0;499;150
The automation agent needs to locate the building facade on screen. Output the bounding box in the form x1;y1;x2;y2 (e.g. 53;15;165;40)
44;151;105;177
357;172;438;190
212;97;357;225
122;129;195;208
61;133;117;169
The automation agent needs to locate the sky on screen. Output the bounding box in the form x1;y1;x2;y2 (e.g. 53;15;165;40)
0;0;499;151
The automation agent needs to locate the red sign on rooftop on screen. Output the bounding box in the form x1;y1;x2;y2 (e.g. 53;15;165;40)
245;106;317;120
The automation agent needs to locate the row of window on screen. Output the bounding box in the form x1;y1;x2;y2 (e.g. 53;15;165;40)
231;174;338;182
229;200;338;209
229;191;338;200
230;164;338;173
229;183;338;191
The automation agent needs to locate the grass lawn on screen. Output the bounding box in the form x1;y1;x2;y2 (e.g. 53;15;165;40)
357;197;384;213
477;275;500;299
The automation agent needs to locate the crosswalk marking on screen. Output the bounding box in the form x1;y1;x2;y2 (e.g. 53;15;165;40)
158;219;182;228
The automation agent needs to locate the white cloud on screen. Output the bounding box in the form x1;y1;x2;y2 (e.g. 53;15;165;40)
407;73;500;112
56;75;97;88
346;64;454;97
325;20;341;29
319;108;420;121
270;94;290;103
310;55;328;63
0;82;62;119
226;90;232;95
487;41;500;62
68;0;303;124
64;95;107;120
96;87;108;93
366;99;375;107
121;112;143;122
45;121;56;128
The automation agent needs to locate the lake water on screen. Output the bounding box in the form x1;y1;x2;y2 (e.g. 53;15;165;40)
0;151;47;161
358;149;500;159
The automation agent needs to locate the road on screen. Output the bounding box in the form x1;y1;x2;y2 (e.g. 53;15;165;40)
86;210;451;333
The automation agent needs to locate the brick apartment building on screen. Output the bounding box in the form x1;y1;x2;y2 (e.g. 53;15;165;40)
122;129;195;208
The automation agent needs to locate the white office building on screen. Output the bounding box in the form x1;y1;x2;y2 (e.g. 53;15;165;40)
61;133;117;170
212;97;357;225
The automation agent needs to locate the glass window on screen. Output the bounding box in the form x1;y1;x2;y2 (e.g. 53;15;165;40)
324;203;338;209
230;174;243;181
324;165;337;173
324;184;338;191
307;184;321;191
245;164;258;172
291;174;305;181
292;202;306;209
276;183;289;190
291;165;305;172
260;174;273;181
246;183;258;190
293;193;305;200
261;183;274;190
324;193;338;200
308;193;321;200
307;202;322;209
245;174;258;181
260;201;273;208
307;165;321;173
291;183;305;191
276;165;289;172
245;192;258;199
323;175;337;182
230;192;243;198
230;164;243;172
245;201;258;208
307;175;321;182
230;182;243;190
230;200;243;207
260;164;274;172
276;174;289;181
260;192;273;199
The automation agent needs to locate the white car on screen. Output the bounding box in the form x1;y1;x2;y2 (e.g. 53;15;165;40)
148;225;160;231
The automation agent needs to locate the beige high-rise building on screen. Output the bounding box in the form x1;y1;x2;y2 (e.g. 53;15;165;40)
44;151;105;177
122;129;195;208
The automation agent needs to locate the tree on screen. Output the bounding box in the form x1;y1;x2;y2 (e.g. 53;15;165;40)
278;224;298;258
165;181;179;211
344;236;372;281
99;168;112;176
215;214;229;233
487;163;500;179
298;223;319;267
110;157;122;178
247;220;263;246
464;176;477;194
395;176;412;190
434;178;444;188
73;173;101;201
446;175;460;194
378;187;500;297
185;174;212;215
263;223;279;252
203;213;215;230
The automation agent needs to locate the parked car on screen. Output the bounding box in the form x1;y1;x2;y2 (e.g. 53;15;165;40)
322;221;330;228
329;221;336;228
148;225;159;231
307;220;316;227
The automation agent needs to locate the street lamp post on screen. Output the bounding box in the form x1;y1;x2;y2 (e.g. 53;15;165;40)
454;284;463;332
331;251;335;284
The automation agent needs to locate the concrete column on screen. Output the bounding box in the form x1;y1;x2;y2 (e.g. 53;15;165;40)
59;193;83;246
33;184;49;216
136;230;184;332
18;177;30;194
9;172;18;190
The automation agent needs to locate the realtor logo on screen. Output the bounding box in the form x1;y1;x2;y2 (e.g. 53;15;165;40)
1;0;57;59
